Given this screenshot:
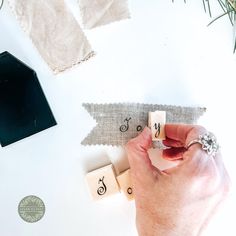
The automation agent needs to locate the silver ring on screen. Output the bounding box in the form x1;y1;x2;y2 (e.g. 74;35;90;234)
186;132;219;157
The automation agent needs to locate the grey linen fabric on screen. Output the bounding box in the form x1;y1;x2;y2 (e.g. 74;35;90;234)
81;103;206;146
79;0;130;29
8;0;95;73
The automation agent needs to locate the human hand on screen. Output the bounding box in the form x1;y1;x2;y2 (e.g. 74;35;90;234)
125;124;230;236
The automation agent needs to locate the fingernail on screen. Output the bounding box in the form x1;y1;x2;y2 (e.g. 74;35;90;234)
142;126;151;136
139;126;152;141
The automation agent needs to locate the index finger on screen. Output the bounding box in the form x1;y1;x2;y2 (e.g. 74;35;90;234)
164;124;206;147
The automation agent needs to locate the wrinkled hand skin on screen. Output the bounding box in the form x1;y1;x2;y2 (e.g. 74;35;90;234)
125;124;230;236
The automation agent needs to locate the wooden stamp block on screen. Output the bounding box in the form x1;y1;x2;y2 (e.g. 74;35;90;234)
117;169;134;200
148;111;166;141
86;164;120;200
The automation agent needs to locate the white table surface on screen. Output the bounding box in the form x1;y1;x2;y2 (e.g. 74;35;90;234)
1;1;236;235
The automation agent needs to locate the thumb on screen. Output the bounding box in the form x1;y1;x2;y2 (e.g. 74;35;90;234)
125;127;157;184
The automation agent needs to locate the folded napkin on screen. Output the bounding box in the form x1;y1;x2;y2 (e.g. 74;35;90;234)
8;0;94;73
79;0;130;29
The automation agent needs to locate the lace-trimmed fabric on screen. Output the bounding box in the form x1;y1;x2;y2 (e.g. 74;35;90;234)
8;0;94;73
79;0;130;29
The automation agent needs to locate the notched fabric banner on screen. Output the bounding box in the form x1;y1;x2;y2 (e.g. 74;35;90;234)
82;103;206;146
8;0;95;73
79;0;130;29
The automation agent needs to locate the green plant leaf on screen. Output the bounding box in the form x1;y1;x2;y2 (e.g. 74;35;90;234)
207;9;234;26
0;0;4;10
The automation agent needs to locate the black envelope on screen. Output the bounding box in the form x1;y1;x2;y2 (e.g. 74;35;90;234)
0;51;57;147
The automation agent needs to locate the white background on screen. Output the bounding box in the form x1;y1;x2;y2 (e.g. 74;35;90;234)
0;0;236;235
